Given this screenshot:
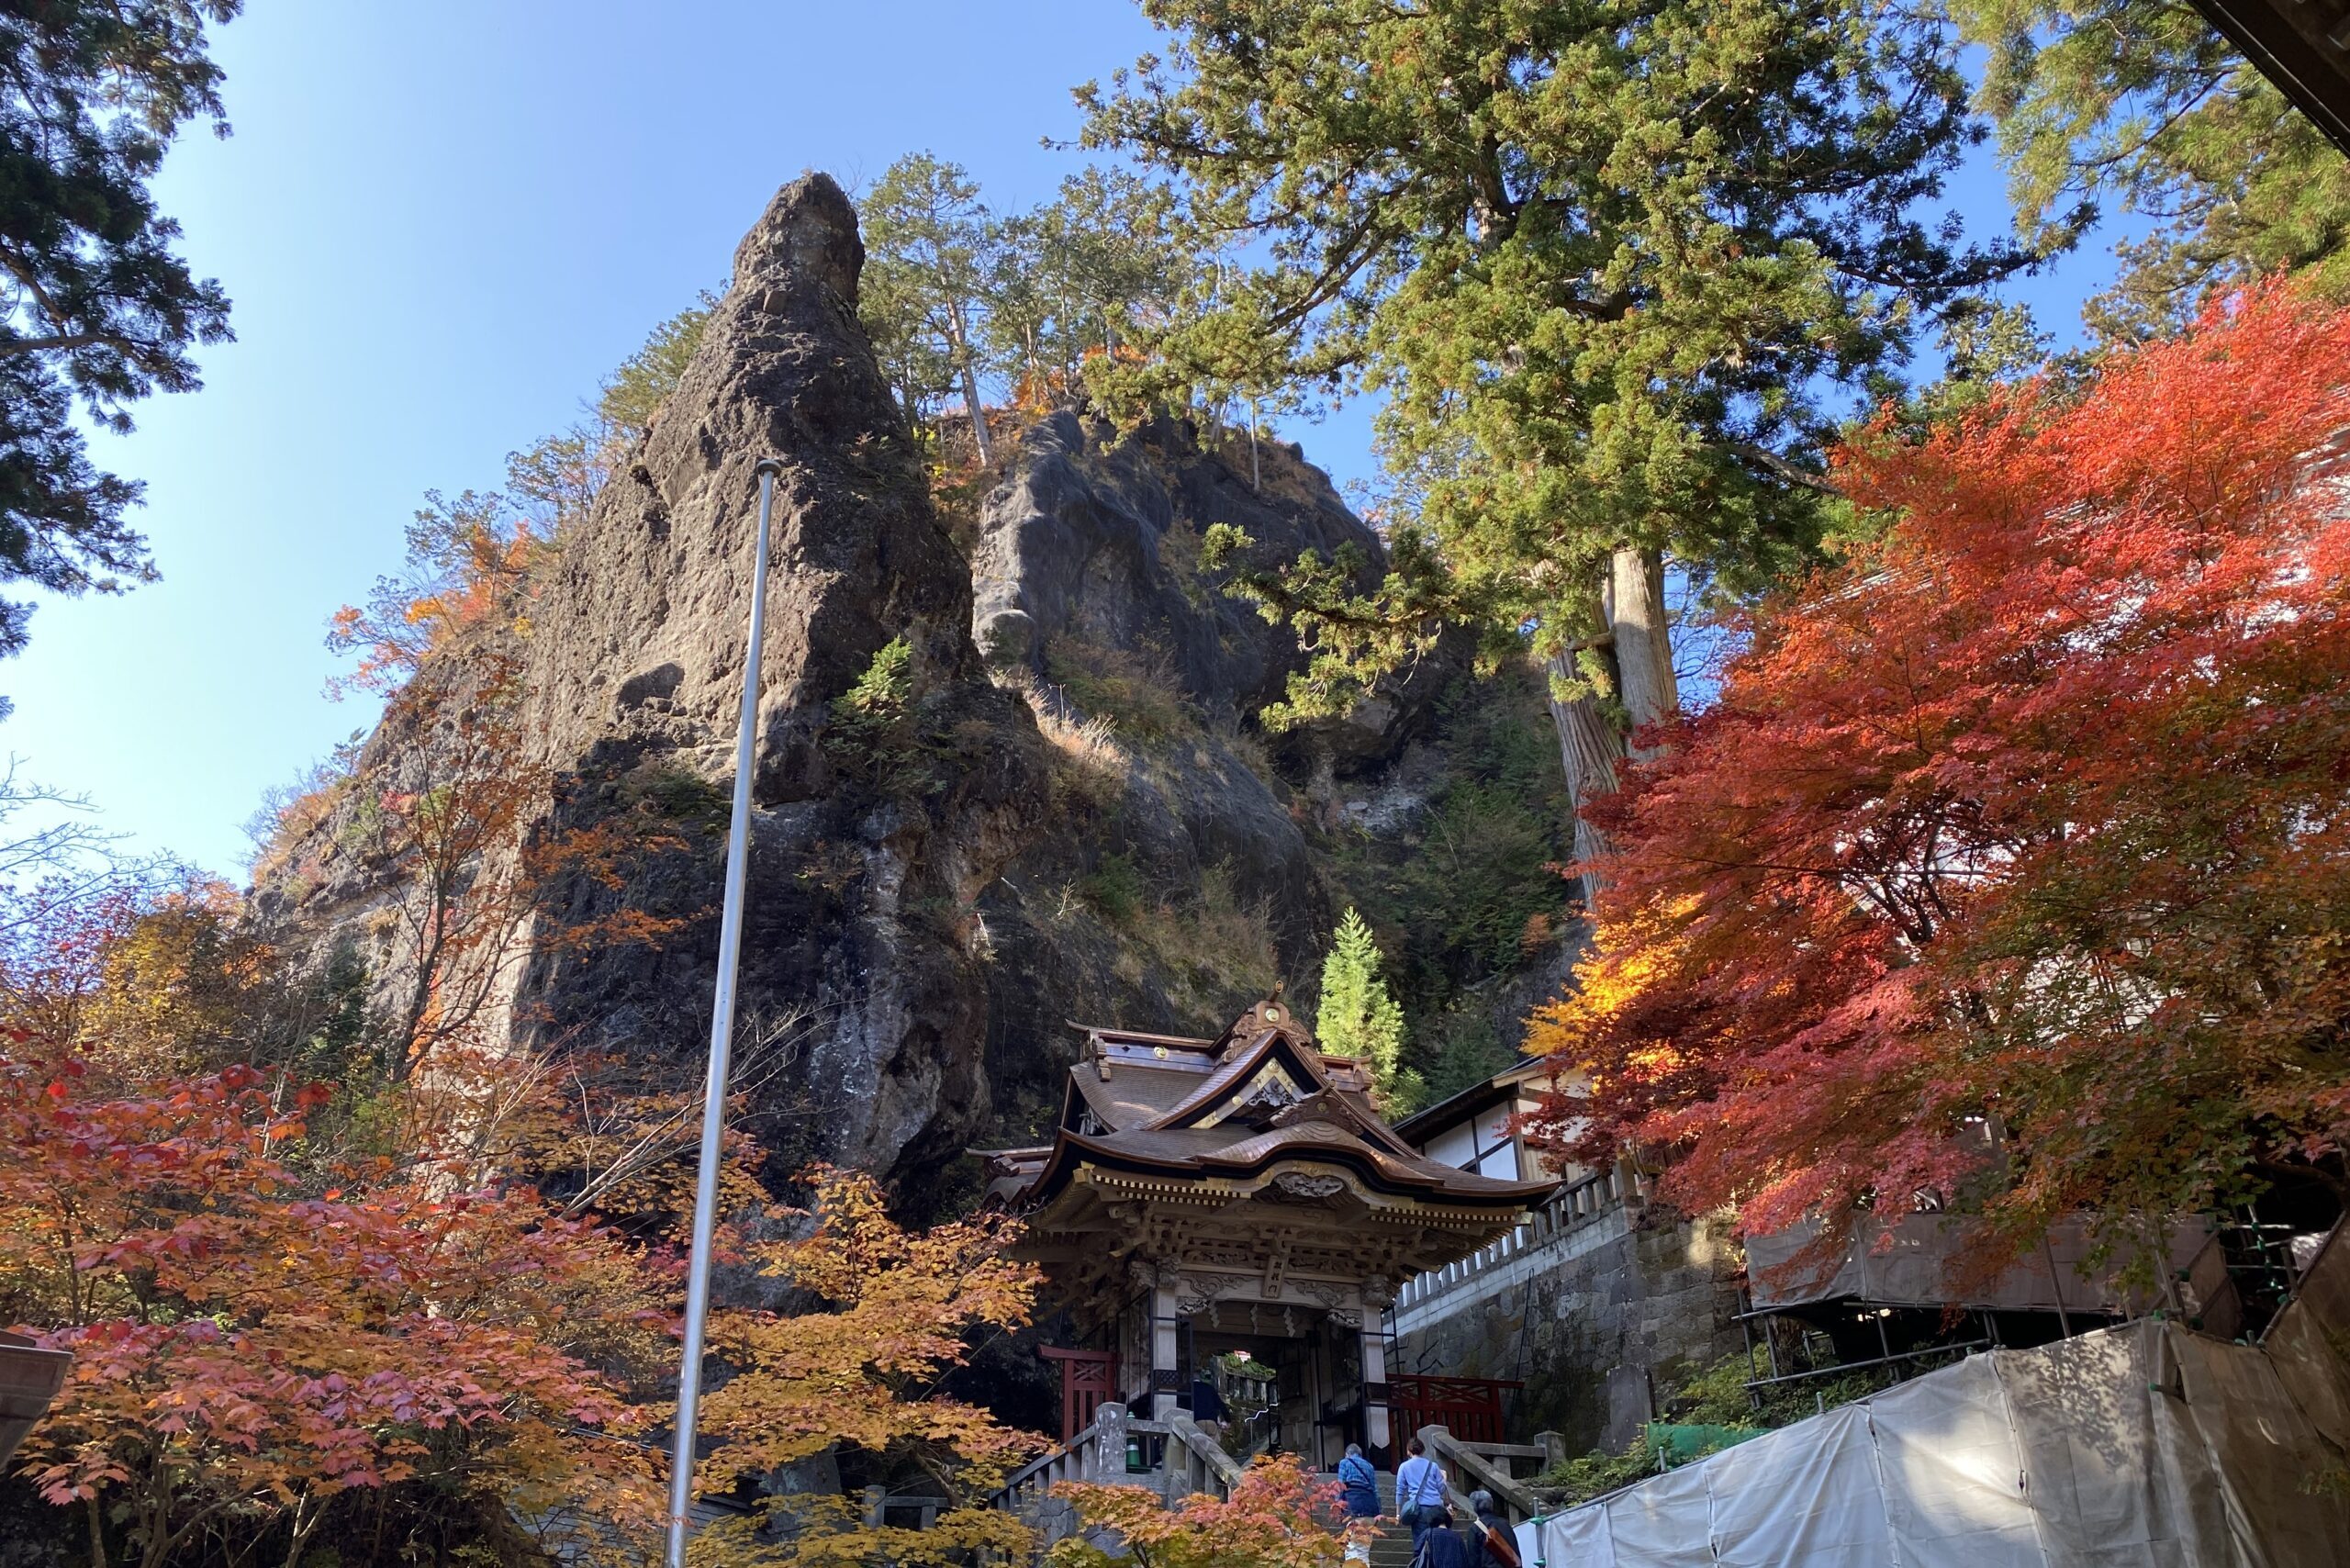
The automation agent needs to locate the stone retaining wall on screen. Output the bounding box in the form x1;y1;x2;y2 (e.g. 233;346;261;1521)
1390;1204;1746;1455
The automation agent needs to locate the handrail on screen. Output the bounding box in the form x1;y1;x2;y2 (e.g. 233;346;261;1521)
985;1406;1243;1518
1458;1440;1548;1462
1418;1422;1539;1525
1163;1412;1246;1502
989;1417;1102;1509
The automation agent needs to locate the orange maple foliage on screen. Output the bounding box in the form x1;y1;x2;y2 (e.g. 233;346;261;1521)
1047;1452;1372;1568
684;1167;1045;1565
1525;283;2350;1260
327;494;550;699
0;1046;666;1568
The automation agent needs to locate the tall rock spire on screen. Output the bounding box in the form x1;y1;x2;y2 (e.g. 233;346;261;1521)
516;173;1046;1196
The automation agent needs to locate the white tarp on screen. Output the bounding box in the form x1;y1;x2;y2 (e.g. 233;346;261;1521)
1536;1501;1611;1567
1869;1352;2042;1568
1703;1406;1888;1568
1996;1321;2227;1567
1601;1462;1711;1566
1528;1268;2350;1568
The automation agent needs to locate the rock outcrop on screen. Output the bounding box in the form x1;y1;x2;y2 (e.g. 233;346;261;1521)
958;413;1456;1152
484;174;1039;1193
258;173;1572;1214
972;409;1382;722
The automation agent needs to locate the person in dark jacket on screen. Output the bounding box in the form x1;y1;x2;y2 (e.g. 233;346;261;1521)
1462;1489;1520;1568
1337;1442;1381;1518
1189;1373;1227;1436
1411;1506;1472;1568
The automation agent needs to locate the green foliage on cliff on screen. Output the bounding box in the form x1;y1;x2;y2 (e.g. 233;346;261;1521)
1326;669;1573;1084
598;296;715;438
1044;636;1196;745
826;636;940;798
1077;849;1146;925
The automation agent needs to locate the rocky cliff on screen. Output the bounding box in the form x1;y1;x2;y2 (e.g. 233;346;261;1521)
259;174;1576;1212
507;174;1051;1195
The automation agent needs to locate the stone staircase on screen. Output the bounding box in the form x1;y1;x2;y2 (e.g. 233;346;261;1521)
1322;1470;1415;1568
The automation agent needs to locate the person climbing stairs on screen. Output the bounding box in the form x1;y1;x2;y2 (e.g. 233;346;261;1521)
1323;1465;1415;1568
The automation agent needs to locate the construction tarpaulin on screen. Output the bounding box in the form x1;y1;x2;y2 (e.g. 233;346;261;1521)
1527;1231;2350;1567
1744;1215;2216;1316
1704;1406;1887;1568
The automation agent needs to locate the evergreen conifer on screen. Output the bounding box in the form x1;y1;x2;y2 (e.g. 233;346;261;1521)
1316;908;1420;1113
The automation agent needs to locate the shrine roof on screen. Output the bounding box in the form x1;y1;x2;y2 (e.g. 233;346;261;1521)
982;996;1557;1214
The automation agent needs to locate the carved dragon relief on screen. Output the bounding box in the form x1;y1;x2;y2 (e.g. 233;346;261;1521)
1267;1170;1348;1202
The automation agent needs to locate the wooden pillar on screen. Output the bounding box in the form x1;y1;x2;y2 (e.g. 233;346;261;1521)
1361;1282;1395;1466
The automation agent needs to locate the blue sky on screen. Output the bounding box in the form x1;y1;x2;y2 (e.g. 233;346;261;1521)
7;3;2135;876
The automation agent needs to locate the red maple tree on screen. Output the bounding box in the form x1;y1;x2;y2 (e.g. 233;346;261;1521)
1526;284;2350;1260
0;1047;666;1568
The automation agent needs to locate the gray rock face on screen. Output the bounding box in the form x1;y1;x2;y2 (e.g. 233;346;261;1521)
256;174;1559;1215
513;174;1049;1191
972;410;1384;723
528;174;979;795
958;414;1451;1144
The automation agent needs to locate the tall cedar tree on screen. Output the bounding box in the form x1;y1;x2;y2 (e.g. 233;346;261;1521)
1950;0;2350;340
1523;285;2350;1262
1080;0;2034;895
0;2;236;662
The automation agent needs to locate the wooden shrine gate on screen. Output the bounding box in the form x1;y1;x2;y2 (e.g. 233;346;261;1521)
1388;1373;1520;1447
1040;1348;1119;1442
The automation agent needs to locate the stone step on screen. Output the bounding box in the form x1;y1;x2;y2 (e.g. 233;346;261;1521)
1366;1521;1416;1568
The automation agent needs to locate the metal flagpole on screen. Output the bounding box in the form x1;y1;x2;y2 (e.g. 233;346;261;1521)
666;455;784;1568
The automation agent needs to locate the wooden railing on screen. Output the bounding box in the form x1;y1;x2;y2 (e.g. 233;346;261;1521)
1389;1373;1520;1447
1039;1346;1118;1441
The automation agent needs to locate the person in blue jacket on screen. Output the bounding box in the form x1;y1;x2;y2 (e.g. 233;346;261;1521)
1337;1441;1380;1518
1395;1438;1449;1547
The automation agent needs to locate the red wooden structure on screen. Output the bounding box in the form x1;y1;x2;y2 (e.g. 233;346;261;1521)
1040;1347;1119;1441
1387;1373;1520;1447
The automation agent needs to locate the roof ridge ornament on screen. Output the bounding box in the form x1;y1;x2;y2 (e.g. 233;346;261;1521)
1222;987;1309;1059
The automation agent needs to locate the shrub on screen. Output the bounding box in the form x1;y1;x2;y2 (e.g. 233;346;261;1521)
826;636;940;797
1077;851;1147;925
1045;635;1195;744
